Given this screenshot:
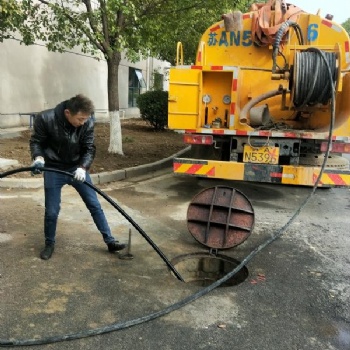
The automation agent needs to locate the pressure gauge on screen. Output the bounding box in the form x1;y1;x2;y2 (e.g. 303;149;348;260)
202;94;211;103
223;95;231;104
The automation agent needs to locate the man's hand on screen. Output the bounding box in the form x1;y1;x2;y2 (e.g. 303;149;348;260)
31;156;45;175
74;167;86;182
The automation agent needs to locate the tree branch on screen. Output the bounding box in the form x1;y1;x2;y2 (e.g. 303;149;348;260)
98;0;111;54
81;0;98;34
36;0;106;53
138;0;210;18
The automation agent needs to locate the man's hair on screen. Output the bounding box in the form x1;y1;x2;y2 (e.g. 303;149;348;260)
66;94;95;115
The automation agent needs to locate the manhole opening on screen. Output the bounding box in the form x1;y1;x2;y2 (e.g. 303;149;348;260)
171;253;248;287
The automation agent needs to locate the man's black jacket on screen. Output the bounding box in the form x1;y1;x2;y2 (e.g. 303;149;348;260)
30;100;96;170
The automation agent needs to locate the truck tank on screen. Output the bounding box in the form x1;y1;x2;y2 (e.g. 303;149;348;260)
168;0;350;187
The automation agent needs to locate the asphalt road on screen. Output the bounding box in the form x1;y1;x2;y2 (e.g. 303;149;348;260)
0;171;350;349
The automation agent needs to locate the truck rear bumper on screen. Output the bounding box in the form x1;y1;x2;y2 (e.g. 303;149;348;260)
173;158;350;187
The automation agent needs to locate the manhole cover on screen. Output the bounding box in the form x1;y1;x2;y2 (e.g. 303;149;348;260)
187;186;255;249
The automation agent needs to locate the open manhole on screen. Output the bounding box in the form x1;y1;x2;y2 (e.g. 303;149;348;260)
170;186;253;287
171;252;248;287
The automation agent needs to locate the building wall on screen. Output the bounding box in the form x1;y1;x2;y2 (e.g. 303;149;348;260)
0;38;170;127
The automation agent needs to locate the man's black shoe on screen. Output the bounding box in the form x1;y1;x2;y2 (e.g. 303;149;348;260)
40;244;55;260
107;242;127;253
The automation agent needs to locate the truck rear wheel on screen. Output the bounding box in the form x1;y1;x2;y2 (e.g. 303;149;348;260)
299;154;349;169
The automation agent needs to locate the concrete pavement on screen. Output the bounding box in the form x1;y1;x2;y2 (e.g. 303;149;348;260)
1;127;350;350
1;173;350;350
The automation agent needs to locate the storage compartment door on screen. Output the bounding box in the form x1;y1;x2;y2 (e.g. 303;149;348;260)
168;68;201;129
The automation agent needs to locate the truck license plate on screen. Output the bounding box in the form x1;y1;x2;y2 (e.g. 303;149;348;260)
243;145;279;164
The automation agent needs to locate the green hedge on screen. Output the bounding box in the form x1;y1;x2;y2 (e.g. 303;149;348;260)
137;90;168;131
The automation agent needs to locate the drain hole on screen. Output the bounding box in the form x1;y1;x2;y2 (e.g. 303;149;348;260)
171;252;248;287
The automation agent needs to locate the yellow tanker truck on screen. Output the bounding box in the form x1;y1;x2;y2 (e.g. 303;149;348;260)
168;0;350;187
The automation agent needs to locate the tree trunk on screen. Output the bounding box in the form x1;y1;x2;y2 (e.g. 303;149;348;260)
108;110;124;154
107;51;124;155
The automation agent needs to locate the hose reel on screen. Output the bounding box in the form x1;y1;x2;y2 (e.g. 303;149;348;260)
291;49;338;109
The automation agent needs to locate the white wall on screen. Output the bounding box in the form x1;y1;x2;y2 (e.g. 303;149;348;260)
0;38;170;127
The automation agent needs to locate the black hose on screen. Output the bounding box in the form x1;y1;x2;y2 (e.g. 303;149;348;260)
272;21;290;71
293;49;337;108
272;20;304;72
0;48;336;347
0;166;184;282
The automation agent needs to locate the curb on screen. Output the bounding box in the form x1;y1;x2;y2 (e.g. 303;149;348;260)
0;127;28;140
0;146;191;189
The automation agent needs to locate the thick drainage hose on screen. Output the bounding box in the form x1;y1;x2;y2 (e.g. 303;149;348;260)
0;48;335;347
239;89;283;124
0;163;328;347
0;166;184;283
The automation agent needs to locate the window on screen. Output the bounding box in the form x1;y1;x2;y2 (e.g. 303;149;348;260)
153;72;164;91
129;68;146;107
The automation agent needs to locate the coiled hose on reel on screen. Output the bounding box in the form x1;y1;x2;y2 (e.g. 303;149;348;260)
272;21;338;110
293;49;337;108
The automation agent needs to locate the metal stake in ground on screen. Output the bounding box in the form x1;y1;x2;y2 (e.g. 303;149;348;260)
119;229;134;260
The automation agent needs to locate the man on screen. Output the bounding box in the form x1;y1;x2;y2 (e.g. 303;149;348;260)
30;94;126;260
